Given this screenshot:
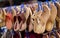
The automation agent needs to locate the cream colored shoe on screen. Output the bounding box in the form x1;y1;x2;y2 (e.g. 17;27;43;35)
31;4;50;34
28;4;42;32
0;8;5;27
46;2;57;31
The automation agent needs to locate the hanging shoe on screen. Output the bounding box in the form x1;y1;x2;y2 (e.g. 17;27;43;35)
0;8;5;27
13;15;20;31
46;2;57;31
31;3;50;34
55;2;60;29
19;5;32;31
27;5;34;32
11;7;17;17
19;13;26;31
5;13;13;30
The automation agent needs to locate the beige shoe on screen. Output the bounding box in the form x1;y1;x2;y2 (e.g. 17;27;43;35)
31;5;43;33
0;8;5;27
31;4;50;34
46;2;57;31
28;4;42;32
32;10;43;33
55;2;60;29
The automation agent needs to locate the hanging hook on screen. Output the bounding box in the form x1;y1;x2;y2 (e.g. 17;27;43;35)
20;4;25;13
52;0;57;4
14;5;18;13
38;1;43;12
6;6;12;14
40;2;43;11
9;6;12;13
46;0;50;7
38;1;40;11
36;1;40;12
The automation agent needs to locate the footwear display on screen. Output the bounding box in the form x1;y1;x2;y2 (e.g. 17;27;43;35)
0;0;60;38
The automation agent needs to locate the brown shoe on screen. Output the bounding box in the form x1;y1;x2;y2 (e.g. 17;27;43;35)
55;2;60;29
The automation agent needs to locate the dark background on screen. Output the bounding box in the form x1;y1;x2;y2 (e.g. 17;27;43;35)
0;0;51;7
